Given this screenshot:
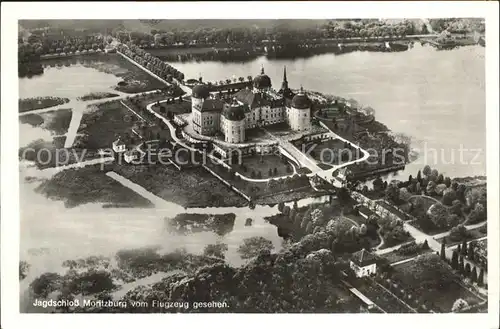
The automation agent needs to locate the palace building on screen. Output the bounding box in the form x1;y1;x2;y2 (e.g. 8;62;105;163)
191;66;312;144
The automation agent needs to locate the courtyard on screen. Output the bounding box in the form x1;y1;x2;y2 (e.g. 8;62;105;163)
231;154;295;179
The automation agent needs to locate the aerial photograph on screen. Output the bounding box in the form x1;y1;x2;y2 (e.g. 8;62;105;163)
17;17;488;314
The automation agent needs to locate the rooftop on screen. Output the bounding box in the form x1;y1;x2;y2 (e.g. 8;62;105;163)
351;248;377;267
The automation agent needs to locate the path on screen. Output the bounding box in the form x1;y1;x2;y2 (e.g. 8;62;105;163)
357;192;488;283
39;156;115;177
19;89;162;149
106;171;182;211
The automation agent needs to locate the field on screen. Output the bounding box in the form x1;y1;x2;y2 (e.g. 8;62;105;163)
232;154;294;179
19;138;101;169
19;108;73;135
380;244;433;264
388;254;484;313
35;165;153;208
112;164;247;208
76;101;138;149
77;92;120;101
352;278;415;313
150;99;192;115
294;138;360;166
19;96;70;113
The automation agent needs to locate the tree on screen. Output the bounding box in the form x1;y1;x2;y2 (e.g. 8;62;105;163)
305;222;314;235
471;266;478;282
426;181;436;195
444;177;452;188
440;241;446;261
442;189;457;206
385;183;400;203
423;165;432;177
461;240;468;256
478;268;484;286
465;263;471;277
416;170;422;183
422;239;429;250
458;256;465;274
451;181;459;191
408;174;413;184
282;206;291;217
451;250;459;269
278;202;285;212
468;243;475;261
437;173;444;184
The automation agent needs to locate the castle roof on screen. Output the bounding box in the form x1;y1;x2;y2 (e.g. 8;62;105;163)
291;87;311;110
200;98;224;113
351;249;377;267
222;102;246;121
234;89;272;109
253;66;272;90
192;84;210;99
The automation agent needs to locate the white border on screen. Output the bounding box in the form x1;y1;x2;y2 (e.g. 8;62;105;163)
1;2;499;329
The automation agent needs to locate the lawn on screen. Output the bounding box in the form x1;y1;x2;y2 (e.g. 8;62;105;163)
381;242;433;264
77;92;120;101
407;218;450;236
232;154;295;179
435;224;487;247
35;164;153;208
387;254;484;313
150;99;192;116
205;161;314;203
76;101;139;150
353;278;415;313
81;53;167;94
19;138;101;169
19;108;73;135
295;138;361;166
112;163;247;208
19;96;69;113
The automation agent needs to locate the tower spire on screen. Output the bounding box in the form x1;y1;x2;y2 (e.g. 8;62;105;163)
281;66;289;92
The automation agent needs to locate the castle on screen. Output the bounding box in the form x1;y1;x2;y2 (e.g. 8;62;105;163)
190;66;312;144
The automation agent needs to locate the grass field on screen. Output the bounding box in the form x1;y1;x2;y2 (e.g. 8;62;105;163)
389;254;484;313
77;101;137;149
112;164;247;208
19;108;73;136
19;96;69;113
35;165;153;208
232;154;294;179
435;224;487;247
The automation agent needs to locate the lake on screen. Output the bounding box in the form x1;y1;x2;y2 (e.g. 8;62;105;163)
18;45;486;306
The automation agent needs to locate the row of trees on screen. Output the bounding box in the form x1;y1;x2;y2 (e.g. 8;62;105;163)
20;32;109;58
116;43;185;82
111;20;422;49
450;249;485;286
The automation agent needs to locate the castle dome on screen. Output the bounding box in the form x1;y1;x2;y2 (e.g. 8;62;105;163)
291;87;311;110
223;101;246;121
192;84;210;99
253;66;272;90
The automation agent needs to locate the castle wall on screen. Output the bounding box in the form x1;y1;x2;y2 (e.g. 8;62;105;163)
221;117;246;143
